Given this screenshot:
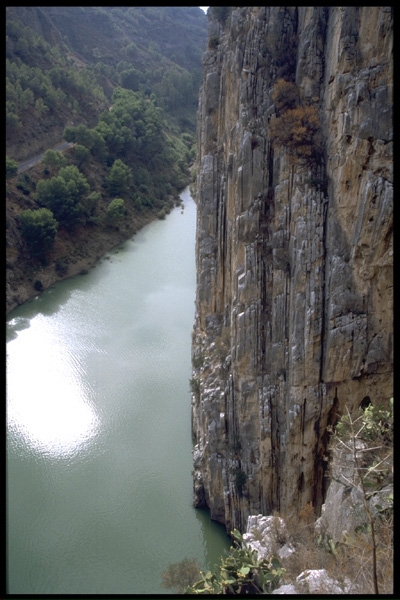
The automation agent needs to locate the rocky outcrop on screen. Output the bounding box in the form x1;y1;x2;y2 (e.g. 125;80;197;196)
314;443;393;544
272;569;351;595
192;7;392;532
242;514;352;594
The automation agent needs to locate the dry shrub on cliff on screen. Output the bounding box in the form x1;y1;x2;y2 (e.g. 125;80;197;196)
329;517;393;594
269;105;321;161
277;503;336;582
277;403;393;594
215;326;230;358
271;78;299;112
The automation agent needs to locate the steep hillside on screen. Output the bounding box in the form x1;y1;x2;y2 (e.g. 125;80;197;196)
6;6;207;161
192;6;392;532
6;7;207;313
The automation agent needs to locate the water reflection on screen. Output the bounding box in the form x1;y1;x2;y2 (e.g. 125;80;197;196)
7;317;100;459
194;507;231;569
7;190;231;593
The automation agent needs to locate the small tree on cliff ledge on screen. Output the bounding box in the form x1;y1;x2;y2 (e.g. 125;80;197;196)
328;400;393;594
269;105;321;163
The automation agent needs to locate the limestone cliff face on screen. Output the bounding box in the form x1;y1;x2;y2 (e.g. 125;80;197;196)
192;7;392;532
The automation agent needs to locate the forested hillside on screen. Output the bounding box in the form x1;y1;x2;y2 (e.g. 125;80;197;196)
6;6;207;313
6;6;207;160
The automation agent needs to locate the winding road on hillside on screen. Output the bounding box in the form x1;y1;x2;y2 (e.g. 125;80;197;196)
17;142;74;174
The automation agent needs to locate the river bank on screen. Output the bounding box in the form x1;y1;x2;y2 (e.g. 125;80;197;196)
6;206;164;315
6;151;193;314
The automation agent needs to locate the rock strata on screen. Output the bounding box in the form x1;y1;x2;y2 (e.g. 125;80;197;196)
192;7;392;532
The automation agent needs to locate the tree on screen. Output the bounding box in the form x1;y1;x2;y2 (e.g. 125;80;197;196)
83;191;100;218
107;159;133;196
161;557;202;593
328;401;393;594
74;144;91;168
105;197;126;228
35;165;89;227
271;78;299;112
34;97;48;117
6;156;18;179
42;149;66;172
19;207;58;259
64;125;107;162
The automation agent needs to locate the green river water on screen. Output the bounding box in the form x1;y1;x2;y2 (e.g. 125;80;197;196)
6;187;230;595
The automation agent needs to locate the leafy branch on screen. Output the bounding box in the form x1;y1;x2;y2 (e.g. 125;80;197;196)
185;529;284;594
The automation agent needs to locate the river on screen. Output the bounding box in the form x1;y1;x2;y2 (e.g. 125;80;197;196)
6;187;230;595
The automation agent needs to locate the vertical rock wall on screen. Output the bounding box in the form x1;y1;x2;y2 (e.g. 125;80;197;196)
192;6;392;532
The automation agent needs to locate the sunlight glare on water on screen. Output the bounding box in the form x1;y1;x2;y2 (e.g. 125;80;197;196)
7;316;100;459
6;189;230;594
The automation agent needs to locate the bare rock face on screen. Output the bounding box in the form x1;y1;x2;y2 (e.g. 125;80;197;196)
243;515;295;561
279;569;349;594
192;7;392;532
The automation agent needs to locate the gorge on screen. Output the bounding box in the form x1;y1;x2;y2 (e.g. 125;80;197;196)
191;6;393;534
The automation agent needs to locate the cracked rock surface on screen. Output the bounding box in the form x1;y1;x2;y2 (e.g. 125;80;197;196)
192;7;392;532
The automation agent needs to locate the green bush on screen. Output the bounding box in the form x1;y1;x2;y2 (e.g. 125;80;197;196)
16;180;31;195
19;207;58;259
6;156;18;179
185;529;284;594
105;197;126;227
35;165;89;228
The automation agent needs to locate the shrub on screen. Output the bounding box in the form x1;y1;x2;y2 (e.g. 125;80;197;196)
6;156;18;179
192;352;204;369
16;180;31;195
327;400;393;594
208;35;220;49
209;6;231;26
55;260;68;276
105;197;126;228
269;105;321;160
161;557;202;593
185;529;284;594
271;78;299;112
190;377;200;397
19;207;58;259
